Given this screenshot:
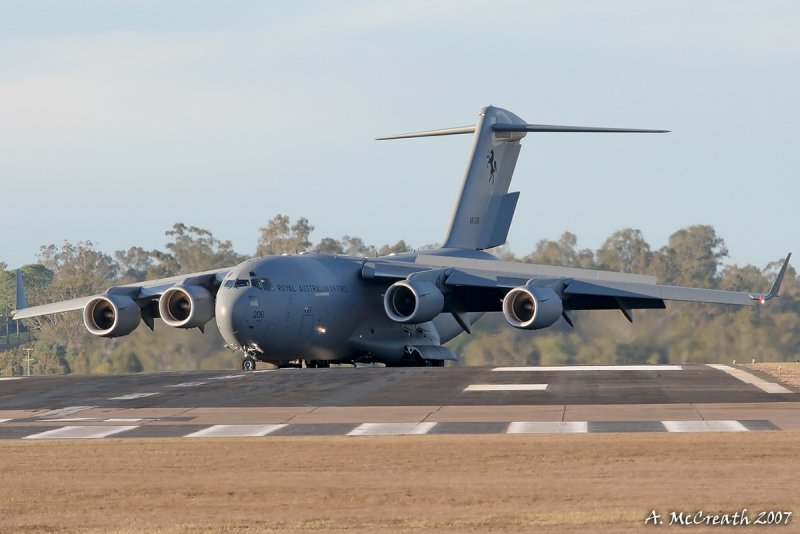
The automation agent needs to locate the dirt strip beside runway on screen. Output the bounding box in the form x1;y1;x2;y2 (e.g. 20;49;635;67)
1;433;798;533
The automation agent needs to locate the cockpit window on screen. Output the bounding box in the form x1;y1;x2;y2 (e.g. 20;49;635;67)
224;280;234;288
234;279;251;288
251;277;273;291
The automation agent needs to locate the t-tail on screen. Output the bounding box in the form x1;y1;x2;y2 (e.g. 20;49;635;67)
377;105;668;250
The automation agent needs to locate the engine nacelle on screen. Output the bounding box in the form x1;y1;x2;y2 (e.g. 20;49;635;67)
159;285;215;329
384;280;444;324
502;285;563;330
83;294;141;338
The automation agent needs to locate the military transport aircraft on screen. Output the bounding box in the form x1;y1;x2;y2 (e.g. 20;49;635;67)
12;106;791;370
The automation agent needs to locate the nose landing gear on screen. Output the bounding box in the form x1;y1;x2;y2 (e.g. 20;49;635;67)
241;354;257;371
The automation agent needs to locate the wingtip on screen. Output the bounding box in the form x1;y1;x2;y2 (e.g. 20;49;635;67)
752;252;792;303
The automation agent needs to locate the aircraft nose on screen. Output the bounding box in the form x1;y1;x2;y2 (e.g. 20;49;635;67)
215;287;250;348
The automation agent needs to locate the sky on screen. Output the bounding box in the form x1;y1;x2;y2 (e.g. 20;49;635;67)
1;0;798;272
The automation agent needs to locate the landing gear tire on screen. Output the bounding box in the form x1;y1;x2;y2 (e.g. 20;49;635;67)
422;359;445;367
242;356;257;372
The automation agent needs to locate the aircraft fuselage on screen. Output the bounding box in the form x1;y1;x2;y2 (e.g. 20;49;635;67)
214;253;470;365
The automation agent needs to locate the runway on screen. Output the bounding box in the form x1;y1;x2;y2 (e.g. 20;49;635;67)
0;364;798;439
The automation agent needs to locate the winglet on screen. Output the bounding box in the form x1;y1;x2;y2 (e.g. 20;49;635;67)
750;253;792;303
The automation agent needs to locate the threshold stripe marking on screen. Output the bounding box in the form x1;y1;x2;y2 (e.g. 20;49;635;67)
165;382;208;388
0;419;11;424
185;424;288;438
707;364;792;394
493;365;683;372
662;420;748;433
110;393;159;400
508;422;588;434
36;406;95;418
464;384;548;392
347;422;437;436
0;377;23;381
23;426;138;440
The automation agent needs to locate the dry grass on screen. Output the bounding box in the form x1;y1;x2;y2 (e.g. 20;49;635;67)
1;433;798;533
746;362;800;389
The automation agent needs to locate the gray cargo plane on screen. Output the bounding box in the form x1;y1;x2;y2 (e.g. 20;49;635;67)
12;106;791;370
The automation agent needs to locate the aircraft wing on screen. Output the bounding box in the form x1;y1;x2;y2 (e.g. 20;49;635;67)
362;252;791;312
11;267;232;320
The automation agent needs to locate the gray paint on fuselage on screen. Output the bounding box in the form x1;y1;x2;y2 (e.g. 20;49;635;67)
215;250;498;364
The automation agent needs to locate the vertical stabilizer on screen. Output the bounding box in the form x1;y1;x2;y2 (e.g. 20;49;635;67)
377;106;667;251
443;106;526;250
15;269;28;310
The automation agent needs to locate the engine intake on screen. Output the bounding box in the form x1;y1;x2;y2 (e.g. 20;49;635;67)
159;285;214;329
502;285;563;330
83;294;141;338
384;280;444;324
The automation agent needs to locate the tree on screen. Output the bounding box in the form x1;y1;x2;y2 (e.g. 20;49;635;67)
596;228;652;273
317;237;344;255
115;247;154;283
28;241;117;353
378;240;411;256
523;232;593;268
341;235;377;257
654;225;728;287
38;241;117;300
160;223;245;273
256;215;314;256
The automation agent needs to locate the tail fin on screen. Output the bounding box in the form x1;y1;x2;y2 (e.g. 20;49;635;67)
15;269;28;310
378;105;667;250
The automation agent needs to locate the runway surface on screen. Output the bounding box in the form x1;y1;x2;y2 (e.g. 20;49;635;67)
0;364;798;439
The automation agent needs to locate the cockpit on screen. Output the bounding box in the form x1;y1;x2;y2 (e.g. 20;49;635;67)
223;271;273;291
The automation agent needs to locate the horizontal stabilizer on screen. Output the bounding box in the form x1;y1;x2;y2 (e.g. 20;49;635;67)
376;126;475;140
492;123;669;134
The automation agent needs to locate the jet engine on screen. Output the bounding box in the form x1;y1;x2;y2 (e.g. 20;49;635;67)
502;285;562;330
83;294;141;338
384;280;444;324
159;285;215;329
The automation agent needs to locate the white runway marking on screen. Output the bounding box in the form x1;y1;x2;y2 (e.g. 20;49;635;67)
23;425;138;440
208;374;248;380
185;424;288;438
165;382;208;388
36;406;95;418
110;392;159;400
507;422;589;434
0;377;23;381
493;365;683;372
707;364;792;394
0;419;11;424
348;422;437;436
662;420;748;433
464;384;548;392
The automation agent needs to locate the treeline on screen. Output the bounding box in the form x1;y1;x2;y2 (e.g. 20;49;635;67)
0;218;798;375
